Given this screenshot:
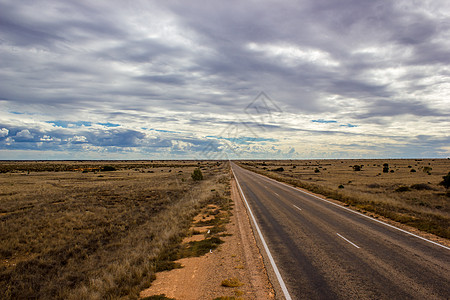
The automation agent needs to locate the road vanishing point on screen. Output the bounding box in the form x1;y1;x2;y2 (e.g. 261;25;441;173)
231;163;450;300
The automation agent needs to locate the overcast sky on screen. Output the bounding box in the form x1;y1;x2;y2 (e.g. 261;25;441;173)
1;0;449;160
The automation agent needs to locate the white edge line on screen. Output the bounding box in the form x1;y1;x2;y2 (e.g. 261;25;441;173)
232;166;292;300
337;233;360;249
293;204;302;211
236;164;450;252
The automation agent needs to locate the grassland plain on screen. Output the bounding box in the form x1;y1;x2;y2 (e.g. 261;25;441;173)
236;159;450;240
0;160;230;299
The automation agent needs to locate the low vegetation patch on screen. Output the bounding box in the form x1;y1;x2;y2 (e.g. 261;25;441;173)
221;277;244;287
142;295;176;300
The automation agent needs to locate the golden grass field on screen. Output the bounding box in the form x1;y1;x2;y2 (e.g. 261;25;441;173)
237;159;450;239
0;161;231;299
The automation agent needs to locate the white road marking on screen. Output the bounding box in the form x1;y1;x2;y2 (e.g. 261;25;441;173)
337;233;360;249
293;204;302;211
232;166;292;300
242;166;450;251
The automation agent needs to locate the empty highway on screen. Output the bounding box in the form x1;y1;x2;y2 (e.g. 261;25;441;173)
231;163;450;300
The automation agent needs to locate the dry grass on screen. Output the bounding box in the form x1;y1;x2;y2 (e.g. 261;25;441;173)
0;160;230;299
221;277;244;287
237;159;450;239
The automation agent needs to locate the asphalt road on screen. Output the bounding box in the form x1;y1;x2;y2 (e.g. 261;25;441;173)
231;163;450;300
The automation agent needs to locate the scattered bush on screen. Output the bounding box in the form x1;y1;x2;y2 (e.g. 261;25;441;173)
191;168;204;181
410;169;416;173
338;184;344;189
273;167;284;172
411;183;433;190
383;163;389;173
314;168;320;173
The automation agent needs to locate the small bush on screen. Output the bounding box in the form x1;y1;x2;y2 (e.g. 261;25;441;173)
221;277;243;287
383;163;389;173
314;168;320;173
410;169;416;172
191;168;203;181
353;165;361;171
367;183;380;188
273;167;284;172
410;183;433;190
338;185;344;189
101;165;116;171
395;186;410;192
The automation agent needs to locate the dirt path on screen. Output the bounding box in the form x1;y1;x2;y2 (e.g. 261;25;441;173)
139;179;274;299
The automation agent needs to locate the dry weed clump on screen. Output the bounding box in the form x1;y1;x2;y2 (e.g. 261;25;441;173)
238;159;450;239
0;160;230;300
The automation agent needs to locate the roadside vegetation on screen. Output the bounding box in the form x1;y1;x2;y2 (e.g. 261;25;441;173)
0;160;230;299
237;159;450;239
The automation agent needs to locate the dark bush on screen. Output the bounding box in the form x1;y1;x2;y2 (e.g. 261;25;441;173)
383;163;389;173
353;165;361;171
367;183;381;188
191;168;203;181
314;168;320;173
411;183;433;190
101;166;116;171
273;167;284;172
338;184;344;189
410;169;416;173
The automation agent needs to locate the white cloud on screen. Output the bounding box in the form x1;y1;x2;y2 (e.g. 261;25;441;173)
0;128;8;137
15;129;34;139
66;136;88;143
247;42;340;67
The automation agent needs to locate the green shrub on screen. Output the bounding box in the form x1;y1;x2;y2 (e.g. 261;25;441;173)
382;163;389;173
191;168;203;181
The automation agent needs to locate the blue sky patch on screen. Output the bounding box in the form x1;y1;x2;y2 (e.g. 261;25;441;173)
97;122;120;127
47;121;92;128
312;119;337;124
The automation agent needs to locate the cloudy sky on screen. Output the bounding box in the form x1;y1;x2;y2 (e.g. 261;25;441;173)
1;0;449;160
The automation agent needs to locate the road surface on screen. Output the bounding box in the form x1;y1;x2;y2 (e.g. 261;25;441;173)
231;163;450;300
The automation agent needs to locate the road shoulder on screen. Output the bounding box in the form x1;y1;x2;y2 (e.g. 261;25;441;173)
139;178;274;299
